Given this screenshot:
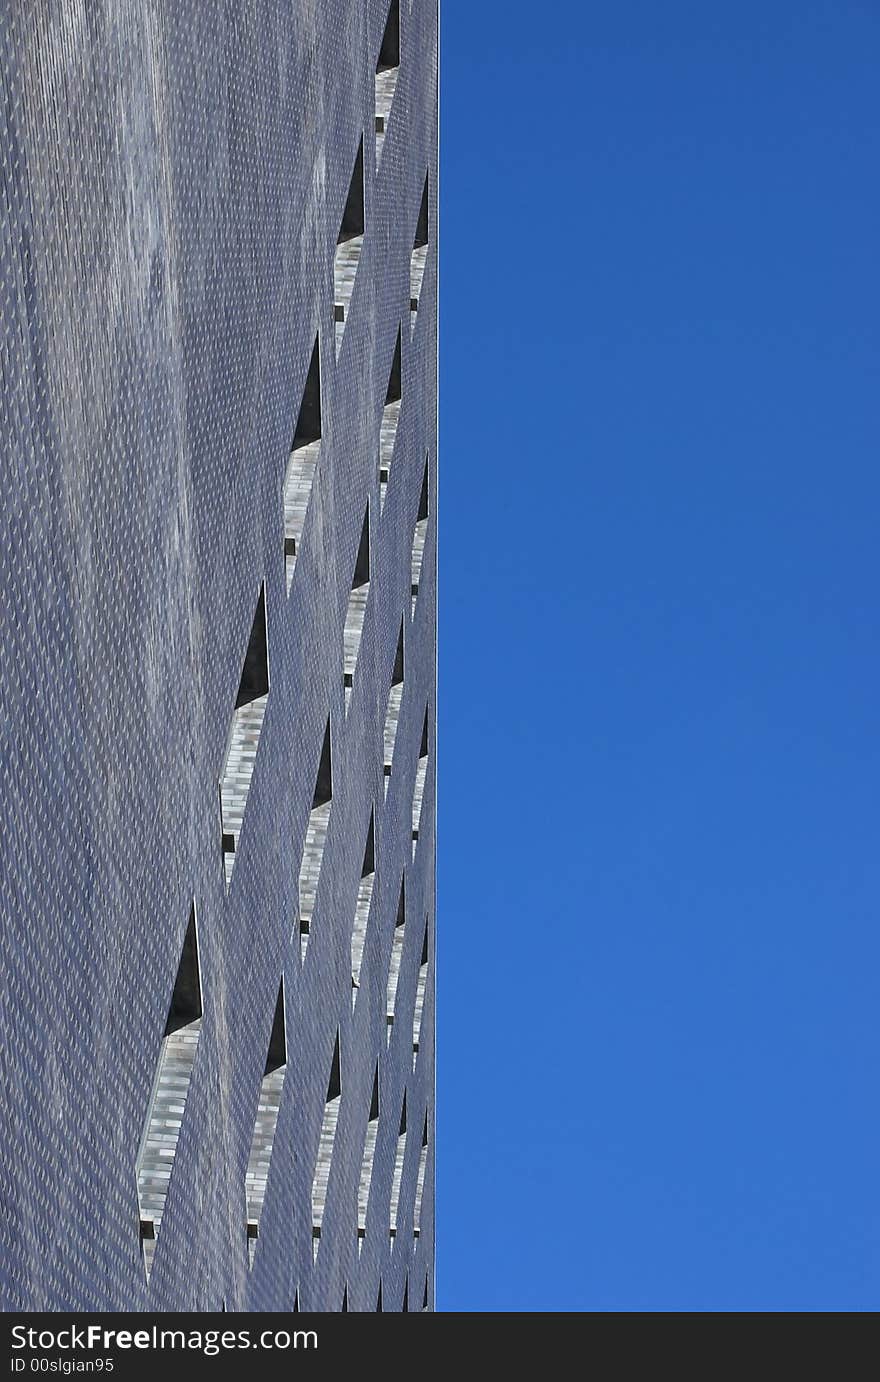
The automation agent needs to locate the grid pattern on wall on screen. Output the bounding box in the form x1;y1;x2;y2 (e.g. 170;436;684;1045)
0;0;437;1312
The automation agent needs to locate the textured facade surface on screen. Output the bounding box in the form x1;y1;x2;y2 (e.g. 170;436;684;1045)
0;0;436;1312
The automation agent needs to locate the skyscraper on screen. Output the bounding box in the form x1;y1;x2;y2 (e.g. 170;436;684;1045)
0;0;436;1312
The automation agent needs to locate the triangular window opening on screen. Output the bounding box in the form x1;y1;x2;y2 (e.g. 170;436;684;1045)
410;174;429;332
294;337;322;447
298;718;333;961
410;455;429;619
376;1283;384;1312
370;1068;381;1122
246;981;287;1268
136;905;203;1279
411;705;429;860
358;1063;381;1252
351;809;376;1004
314;717;333;809
236;589;269;709
327;1033;342;1102
374;2;400;168
389;1090;408;1246
385;874;407;1045
417;456;429;523
221;587;270;886
343;506;371;713
383;620;405;798
164;908;202;1034
284;336;322;592
414;1112;429;1241
339;142;365;243
334;140;365;357
264;982;288;1075
379;328;402;513
412;916;429;1072
312;1032;342;1258
422;1277;429;1312
377;2;400;73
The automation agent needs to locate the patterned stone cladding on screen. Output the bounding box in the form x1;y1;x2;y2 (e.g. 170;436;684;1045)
0;0;436;1312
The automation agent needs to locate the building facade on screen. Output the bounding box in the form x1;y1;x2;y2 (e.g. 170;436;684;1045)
0;0;436;1311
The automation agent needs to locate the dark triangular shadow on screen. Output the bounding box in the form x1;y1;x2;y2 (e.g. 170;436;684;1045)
418;455;429;523
351;505;370;589
326;1031;341;1102
164;904;202;1036
377;1;400;71
363;812;375;878
419;706;428;759
414;174;428;251
236;586;269;709
338;140;364;243
386;328;402;406
313;718;332;809
293;336;321;448
396;874;406;929
265;980;287;1076
392;620;405;686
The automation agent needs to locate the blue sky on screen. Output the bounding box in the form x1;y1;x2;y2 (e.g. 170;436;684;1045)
438;1;879;1311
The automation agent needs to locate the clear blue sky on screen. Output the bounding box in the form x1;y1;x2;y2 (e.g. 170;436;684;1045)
438;1;879;1312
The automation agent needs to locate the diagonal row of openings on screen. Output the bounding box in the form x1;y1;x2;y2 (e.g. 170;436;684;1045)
410;456;429;620
374;2;400;169
246;981;287;1268
136;906;202;1280
410;174;429;333
382;621;405;797
357;1065;380;1255
343;506;370;714
350;809;376;1004
311;1033;342;1260
297;719;333;963
334;140;364;358
220;586;269;887
378;329;402;513
283;337;322;593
